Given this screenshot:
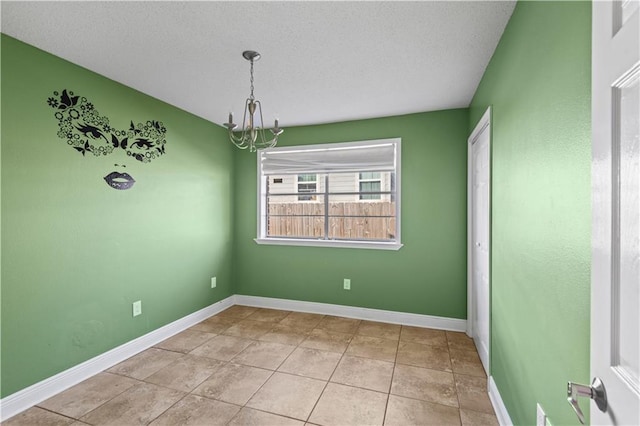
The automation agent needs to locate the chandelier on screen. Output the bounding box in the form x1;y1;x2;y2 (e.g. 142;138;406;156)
224;50;283;152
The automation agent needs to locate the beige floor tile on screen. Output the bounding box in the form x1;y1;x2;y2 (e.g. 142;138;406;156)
189;316;238;334
246;372;326;421
279;312;325;330
3;407;75;426
278;347;342;380
331;355;394;393
309;383;387;426
357;321;401;341
397;341;452;371
80;383;184;425
192;363;272;405
154;329;216;353
228;407;305;426
300;328;353;353
455;374;494;414
38;372;139;418
345;334;398;362
144;354;224;392
460;408;499;426
106;348;183;380
189;334;253;361
316;315;360;334
223;319;275;339
259;324;310;346
450;349;486;378
216;305;258;319
391;364;458;407
149;394;240;425
446;331;477;352
400;326;448;347
10;309;495;426
246;308;291;323
232;341;296;370
384;394;461;426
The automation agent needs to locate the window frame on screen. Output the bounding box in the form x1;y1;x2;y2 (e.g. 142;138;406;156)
255;138;402;250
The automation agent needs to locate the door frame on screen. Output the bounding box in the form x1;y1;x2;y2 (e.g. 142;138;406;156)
467;106;492;374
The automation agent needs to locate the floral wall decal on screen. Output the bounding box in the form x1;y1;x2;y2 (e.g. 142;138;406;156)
47;89;167;190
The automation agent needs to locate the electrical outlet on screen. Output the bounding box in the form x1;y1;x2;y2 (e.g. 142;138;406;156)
343;278;351;290
211;277;217;288
536;403;548;426
132;300;142;317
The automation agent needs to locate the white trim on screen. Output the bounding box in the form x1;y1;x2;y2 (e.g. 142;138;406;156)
467;106;491;335
467;106;491;376
489;376;513;426
469;107;492;144
234;295;466;331
467;125;473;337
0;296;235;422
254;238;403;251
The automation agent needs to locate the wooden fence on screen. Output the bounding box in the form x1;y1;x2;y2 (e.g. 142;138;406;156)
268;202;396;240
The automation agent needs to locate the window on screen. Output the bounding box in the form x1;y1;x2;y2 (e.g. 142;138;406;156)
297;174;317;201
359;172;381;200
256;138;402;250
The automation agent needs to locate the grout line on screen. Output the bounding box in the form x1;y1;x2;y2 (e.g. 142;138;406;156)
144;389;191;425
449;333;464;425
30;406;78;422
384;391;462;409
303;320;354;423
382;325;404;424
304;365;336;423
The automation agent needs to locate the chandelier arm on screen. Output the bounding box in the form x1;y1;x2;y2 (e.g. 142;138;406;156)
253;101;278;150
229;130;250;149
242;98;251;133
228;123;253;148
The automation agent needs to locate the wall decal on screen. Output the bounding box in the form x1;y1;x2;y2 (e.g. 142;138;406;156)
47;89;167;190
104;170;136;190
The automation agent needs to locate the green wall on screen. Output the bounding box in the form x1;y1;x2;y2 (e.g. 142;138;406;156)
469;2;591;425
233;110;469;318
0;35;234;397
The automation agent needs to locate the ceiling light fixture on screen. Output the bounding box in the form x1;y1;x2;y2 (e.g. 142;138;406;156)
224;50;283;152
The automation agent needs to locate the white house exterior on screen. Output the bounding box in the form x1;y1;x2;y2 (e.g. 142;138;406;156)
266;172;393;203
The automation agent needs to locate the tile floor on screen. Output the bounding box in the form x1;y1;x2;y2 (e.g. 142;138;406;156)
4;306;498;426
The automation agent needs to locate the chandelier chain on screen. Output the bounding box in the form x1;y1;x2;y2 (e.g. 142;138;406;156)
249;59;255;100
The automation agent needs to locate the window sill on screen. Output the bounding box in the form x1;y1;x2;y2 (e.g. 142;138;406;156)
254;238;403;251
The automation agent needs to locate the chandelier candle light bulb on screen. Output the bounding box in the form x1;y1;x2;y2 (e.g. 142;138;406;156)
224;50;282;152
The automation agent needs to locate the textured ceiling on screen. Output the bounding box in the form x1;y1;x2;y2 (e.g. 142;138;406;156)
1;1;515;128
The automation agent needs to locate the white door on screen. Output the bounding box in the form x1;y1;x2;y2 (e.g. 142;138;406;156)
468;107;491;374
590;0;640;425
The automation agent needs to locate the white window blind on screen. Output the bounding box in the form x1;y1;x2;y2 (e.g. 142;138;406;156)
260;140;397;175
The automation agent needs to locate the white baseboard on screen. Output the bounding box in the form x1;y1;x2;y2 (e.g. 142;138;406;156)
489;375;513;426
234;295;467;332
0;296;235;422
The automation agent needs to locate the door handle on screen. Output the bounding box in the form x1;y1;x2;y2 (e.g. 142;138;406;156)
567;377;607;424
